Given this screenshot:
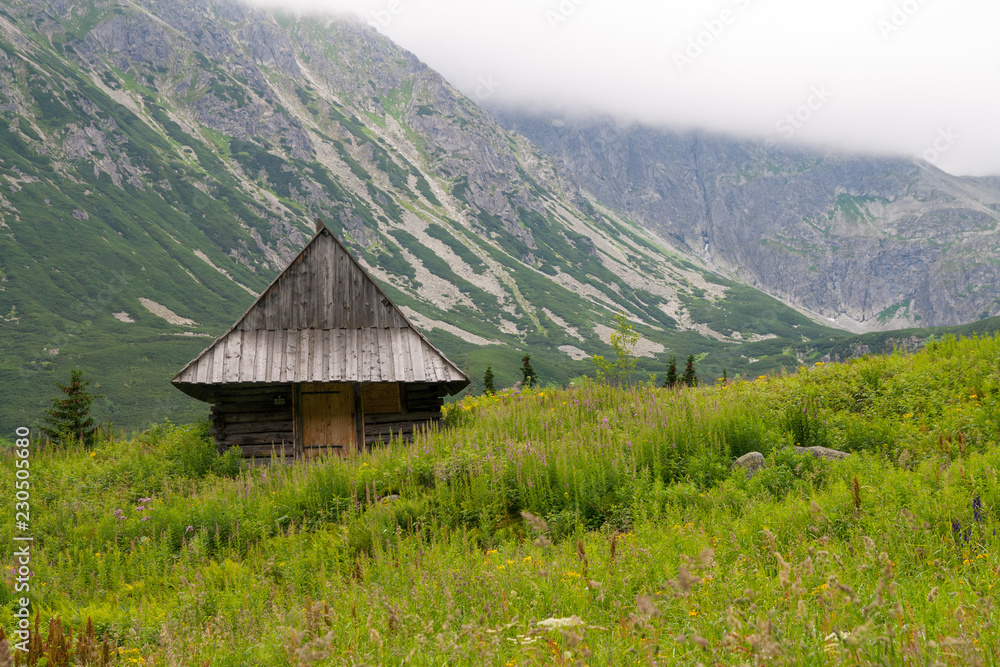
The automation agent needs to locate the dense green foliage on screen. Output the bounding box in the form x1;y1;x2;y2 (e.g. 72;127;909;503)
2;335;1000;664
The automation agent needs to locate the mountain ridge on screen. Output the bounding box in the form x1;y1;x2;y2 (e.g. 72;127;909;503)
495;110;1000;332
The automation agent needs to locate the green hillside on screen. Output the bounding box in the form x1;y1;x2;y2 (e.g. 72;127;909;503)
2;334;998;663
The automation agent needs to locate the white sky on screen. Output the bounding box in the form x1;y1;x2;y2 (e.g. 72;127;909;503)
247;0;1000;176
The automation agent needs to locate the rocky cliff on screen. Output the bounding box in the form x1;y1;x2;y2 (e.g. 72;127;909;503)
497;113;1000;332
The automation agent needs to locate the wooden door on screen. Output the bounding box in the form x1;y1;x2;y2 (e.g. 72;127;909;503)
300;383;355;458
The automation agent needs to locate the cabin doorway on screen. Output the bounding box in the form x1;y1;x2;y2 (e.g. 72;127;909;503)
299;383;356;458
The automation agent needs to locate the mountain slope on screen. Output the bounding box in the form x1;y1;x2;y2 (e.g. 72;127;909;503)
0;0;855;432
496;112;1000;332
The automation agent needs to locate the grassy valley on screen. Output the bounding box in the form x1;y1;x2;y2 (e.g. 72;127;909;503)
2;334;999;664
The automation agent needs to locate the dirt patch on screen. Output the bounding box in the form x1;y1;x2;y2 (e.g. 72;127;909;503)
558;345;589;361
138;298;197;326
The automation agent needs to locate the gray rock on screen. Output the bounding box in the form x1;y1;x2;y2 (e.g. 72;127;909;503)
733;452;766;479
793;446;849;460
497;111;1000;332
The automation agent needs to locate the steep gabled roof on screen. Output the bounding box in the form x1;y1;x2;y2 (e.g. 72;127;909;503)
171;221;470;399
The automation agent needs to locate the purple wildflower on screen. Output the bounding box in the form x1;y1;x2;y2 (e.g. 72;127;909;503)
140;516;150;522
973;495;983;523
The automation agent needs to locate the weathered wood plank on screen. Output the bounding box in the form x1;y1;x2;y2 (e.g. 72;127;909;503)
334;244;346;329
405;386;445;397
362;329;374;383
221;421;294;435
264;279;278;330
376;328;391;382
313;329;326;382
406;330;426;382
388;329;408;383
323;240;335;329
364;411;441;424
328;329;341;380
298;329;312;382
216;384;292;401
216;403;291;415
364;278;377;327
350;328;362;381
268;329;281;383
257;329;270;383
235;444;296;458
216;410;292;424
219;432;294;446
350;253;363;329
222;331;241;383
237;330;255;381
305;244;317;330
283;329;297;383
209;342;224;384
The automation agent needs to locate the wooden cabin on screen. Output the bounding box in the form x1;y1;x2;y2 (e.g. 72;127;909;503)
171;220;470;462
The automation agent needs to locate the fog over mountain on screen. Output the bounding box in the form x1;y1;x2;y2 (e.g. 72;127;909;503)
249;0;1000;177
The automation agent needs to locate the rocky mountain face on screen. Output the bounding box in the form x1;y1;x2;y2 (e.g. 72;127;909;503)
0;0;849;431
497;113;1000;332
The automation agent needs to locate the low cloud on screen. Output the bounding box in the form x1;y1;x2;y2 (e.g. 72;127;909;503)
248;0;1000;176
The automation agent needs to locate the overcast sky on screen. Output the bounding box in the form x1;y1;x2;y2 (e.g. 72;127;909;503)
248;0;1000;176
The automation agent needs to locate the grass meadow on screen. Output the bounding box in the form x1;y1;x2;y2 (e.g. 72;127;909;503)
2;334;1000;665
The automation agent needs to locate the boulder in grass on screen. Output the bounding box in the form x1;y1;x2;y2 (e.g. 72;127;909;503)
793;446;849;460
733;452;766;478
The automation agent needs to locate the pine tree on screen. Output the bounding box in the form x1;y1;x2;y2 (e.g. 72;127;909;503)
483;364;496;394
681;355;699;388
664;356;678;388
42;369;100;447
520;354;537;388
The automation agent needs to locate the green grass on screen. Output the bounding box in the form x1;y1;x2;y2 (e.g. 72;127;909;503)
2;334;1000;664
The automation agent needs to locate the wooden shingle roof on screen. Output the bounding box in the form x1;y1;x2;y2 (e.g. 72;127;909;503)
172;221;470;399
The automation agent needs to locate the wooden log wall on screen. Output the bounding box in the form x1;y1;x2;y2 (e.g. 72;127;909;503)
364;382;446;446
208;382;451;456
209;384;295;459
